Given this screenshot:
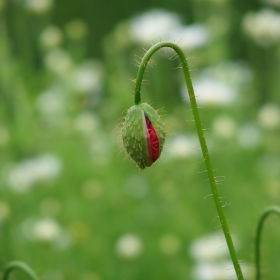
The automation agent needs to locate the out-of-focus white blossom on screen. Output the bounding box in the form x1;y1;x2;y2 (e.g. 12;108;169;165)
22;218;61;242
6;154;62;192
243;9;280;47
170;24;210;49
129;9;181;43
65;19;88;40
190;233;251;280
167;134;199;159
192;261;236;280
212;116;237;139
74;111;100;135
115;233;143;259
258;103;280;129
44;49;74;76
238;123;261;149
36;88;65;118
183;77;236;106
40;26;63;49
72;60;103;93
159;234;181;255
128;9;211;50
190;232;229;261
0;201;10;224
33;218;61;242
0;125;9;147
25;0;53;14
183;61;252;106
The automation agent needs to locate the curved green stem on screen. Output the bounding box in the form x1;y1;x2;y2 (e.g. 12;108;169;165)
134;41;244;280
255;206;280;280
3;261;39;280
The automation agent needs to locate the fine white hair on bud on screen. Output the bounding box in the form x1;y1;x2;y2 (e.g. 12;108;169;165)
122;103;166;169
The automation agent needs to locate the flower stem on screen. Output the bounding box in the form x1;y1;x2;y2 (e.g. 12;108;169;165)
3;261;39;280
134;41;244;280
255;206;280;280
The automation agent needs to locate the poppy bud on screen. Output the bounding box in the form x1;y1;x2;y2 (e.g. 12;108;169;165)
122;103;166;169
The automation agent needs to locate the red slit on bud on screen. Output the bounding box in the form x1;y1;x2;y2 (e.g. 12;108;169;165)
145;116;159;162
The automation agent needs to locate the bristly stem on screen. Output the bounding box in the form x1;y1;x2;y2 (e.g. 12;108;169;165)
134;41;244;280
3;261;39;280
255;206;280;280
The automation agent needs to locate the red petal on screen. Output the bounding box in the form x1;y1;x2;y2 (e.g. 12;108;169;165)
145;117;159;162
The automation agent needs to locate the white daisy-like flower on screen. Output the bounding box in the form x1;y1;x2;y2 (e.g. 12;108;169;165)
25;0;53;14
22;218;61;242
72;60;103;94
115;233;143;259
40;26;63;49
258;103;280;129
44;49;74;76
129;9;181;44
170;24;210;49
242;9;280;47
6;154;62;192
189;232;229;261
212;116;237;139
167;134;199;159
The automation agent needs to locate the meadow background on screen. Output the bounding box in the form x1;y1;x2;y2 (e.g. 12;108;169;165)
1;0;280;279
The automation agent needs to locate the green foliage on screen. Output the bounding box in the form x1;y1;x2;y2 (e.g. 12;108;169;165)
1;1;280;280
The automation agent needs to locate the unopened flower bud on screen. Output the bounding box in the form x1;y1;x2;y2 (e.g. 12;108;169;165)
122;103;166;169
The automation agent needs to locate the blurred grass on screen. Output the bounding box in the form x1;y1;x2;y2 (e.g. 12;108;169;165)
0;1;280;280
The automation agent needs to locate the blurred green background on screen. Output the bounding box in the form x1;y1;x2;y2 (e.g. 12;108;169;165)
1;0;280;279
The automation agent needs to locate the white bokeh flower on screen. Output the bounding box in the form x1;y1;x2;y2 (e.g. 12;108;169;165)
74;111;100;135
25;0;53;14
190;232;229;261
258;103;280;129
212;116;237;139
192;261;236;280
6;154;62;192
242;9;280;47
40;26;63;49
182;61;251;106
44;49;74;76
193;78;236;105
170;24;210;49
129;9;181;43
72;60;103;93
22;218;61;242
36;88;65;117
115;233;143;259
33;218;61;242
167;134;199;159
